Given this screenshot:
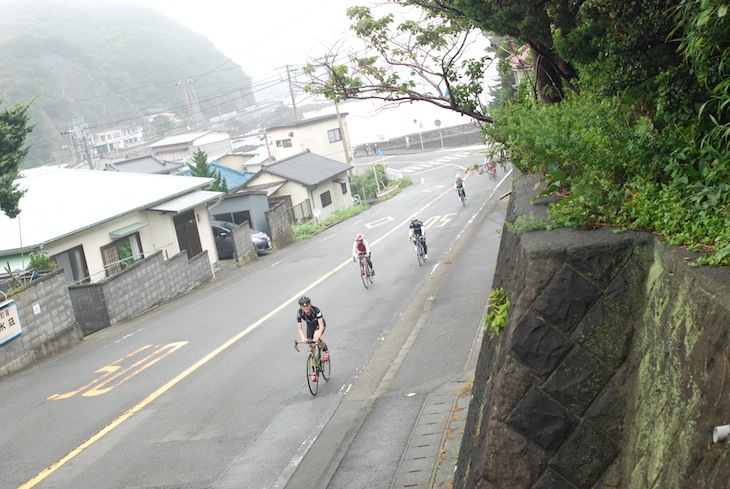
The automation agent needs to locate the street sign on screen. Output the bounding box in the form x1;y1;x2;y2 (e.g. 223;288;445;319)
0;299;23;346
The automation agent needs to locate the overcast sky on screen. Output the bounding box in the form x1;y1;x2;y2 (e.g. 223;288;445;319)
134;0;367;80
127;0;488;142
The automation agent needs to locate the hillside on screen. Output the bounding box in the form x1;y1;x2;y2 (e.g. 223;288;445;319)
0;0;255;167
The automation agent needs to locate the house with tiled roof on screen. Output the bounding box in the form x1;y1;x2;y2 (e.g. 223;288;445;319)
242;150;353;222
148;131;233;163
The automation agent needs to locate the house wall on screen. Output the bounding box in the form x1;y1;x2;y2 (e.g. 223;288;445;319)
217;154;247;171
268;118;349;163
45;204;217;283
68;249;213;335
311;178;352;221
0;270;83;377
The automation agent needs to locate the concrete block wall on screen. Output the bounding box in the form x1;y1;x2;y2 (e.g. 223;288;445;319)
454;175;730;488
267;199;296;249
0;270;82;376
69;250;214;335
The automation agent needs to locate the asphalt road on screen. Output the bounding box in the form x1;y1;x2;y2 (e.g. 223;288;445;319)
0;145;508;489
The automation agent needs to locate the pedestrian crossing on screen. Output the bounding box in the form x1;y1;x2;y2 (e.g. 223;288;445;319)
398;152;472;173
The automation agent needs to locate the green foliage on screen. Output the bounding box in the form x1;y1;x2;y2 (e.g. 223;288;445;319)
302;4;493;123
0;98;34;218
349;164;391;202
187;150;228;194
484;288;510;338
27;251;55;271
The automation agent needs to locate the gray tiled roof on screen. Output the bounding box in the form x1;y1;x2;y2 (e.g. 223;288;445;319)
262;151;352;186
104;154;183;174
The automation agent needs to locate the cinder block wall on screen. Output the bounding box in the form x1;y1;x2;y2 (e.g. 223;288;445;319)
69;250;213;335
267;200;296;248
454;175;730;488
0;270;82;376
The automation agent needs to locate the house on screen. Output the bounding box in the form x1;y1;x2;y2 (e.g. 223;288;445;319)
0;168;223;284
265;113;352;164
101;154;184;175
242;150;353;222
148;131;233;163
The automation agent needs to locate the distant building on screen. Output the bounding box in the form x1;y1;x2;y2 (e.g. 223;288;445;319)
91;125;146;156
148;131;233;163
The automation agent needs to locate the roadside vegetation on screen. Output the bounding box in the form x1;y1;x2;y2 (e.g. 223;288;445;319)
292;168;412;241
303;1;729;265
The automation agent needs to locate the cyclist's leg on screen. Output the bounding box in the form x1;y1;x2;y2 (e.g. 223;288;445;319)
422;238;428;255
314;324;327;351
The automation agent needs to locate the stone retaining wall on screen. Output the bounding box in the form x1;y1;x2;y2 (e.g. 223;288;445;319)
454;175;730;488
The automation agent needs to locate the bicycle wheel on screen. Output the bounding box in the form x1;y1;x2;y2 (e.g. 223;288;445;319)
460;189;466;207
306;353;319;395
367;265;374;285
319;347;330;381
359;258;369;289
416;239;424;266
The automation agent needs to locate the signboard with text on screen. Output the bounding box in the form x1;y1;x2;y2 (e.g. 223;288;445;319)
0;299;23;346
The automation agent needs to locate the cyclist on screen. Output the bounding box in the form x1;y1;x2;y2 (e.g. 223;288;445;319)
484;154;497;178
352;232;374;275
296;296;329;362
454;173;466;200
408;216;428;260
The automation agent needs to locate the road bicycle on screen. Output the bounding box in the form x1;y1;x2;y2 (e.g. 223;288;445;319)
457;186;466;207
295;339;330;396
487;163;497;180
412;235;426;267
357;252;374;289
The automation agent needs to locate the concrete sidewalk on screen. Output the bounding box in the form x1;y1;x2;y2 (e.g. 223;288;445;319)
391;372;474;489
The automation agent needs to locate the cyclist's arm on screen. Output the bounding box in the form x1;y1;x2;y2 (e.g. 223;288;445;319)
364;240;371;254
297;321;307;342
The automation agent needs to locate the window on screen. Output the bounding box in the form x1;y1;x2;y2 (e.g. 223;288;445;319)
320;190;332;208
340;182;348;195
214;210;251;227
328;128;342;143
276;139;292;148
101;232;143;277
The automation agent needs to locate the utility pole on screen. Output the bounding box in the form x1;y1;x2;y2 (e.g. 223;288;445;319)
285;65;298;122
61;122;93;169
177;78;198;129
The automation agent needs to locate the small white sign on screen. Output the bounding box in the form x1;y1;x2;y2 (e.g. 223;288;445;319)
33;303;41;315
0;299;23;346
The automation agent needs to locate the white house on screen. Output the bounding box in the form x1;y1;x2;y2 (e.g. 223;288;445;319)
148;131;233;163
243;150;353;222
0;168;222;283
265;113;352;164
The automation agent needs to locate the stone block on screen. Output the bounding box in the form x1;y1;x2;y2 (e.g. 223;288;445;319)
511;310;572;377
548;421;619;488
532;466;577;489
533;265;603;334
506;386;577;452
542;345;613;416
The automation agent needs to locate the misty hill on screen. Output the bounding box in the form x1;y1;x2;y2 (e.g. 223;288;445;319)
0;0;256;167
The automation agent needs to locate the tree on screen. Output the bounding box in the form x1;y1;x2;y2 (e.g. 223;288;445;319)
302;5;494;124
0;99;34;219
187;149;228;194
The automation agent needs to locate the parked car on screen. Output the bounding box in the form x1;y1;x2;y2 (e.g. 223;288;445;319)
211;220;272;260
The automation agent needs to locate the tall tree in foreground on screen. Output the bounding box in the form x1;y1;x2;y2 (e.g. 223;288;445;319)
0;99;34;219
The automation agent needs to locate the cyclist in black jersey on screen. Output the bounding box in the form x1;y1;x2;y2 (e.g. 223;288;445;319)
296;296;329;357
408;216;428;260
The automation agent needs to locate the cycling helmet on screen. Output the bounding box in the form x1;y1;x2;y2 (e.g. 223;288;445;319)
411;215;418;222
456;173;461;179
298;296;311;306
356;232;364;240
